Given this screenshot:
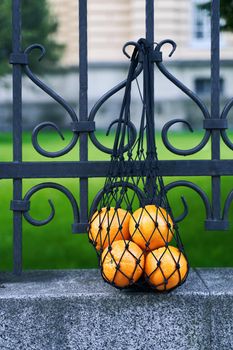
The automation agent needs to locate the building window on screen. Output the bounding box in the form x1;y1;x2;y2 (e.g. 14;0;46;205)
192;0;210;45
195;77;224;97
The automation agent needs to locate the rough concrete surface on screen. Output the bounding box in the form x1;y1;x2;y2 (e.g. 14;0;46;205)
0;269;232;350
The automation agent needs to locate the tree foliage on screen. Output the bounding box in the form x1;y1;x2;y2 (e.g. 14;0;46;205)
0;0;64;76
201;1;233;32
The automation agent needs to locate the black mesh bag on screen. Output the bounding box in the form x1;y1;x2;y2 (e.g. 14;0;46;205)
88;38;189;292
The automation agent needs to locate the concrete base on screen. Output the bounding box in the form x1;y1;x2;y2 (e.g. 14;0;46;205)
0;269;232;350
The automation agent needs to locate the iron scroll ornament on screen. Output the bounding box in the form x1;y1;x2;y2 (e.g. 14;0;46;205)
154;40;211;156
163;181;212;223
23;44;79;158
88;41;143;155
22;182;81;233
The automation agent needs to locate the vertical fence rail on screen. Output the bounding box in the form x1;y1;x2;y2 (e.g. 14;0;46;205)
79;0;88;227
12;0;23;274
146;0;154;108
144;0;155;199
146;0;155;147
211;0;221;225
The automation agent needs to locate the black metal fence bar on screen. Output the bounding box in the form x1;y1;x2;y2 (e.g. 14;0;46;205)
146;0;154;120
146;0;154;124
144;0;156;199
12;0;22;275
1;160;233;178
79;0;89;226
209;0;221;228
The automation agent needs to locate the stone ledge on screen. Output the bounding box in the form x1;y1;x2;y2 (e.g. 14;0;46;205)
0;269;232;350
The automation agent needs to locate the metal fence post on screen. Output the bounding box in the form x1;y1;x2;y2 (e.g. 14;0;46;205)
79;0;89;228
12;0;23;275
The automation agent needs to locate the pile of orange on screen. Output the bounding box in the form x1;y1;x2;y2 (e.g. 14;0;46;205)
89;205;188;291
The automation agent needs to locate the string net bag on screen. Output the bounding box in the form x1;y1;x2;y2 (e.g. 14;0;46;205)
88;38;189;292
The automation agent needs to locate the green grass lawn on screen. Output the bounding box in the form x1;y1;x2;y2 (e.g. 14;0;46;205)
0;130;233;270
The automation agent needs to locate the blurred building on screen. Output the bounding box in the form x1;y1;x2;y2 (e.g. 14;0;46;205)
47;0;233;130
1;0;233;131
48;0;233;63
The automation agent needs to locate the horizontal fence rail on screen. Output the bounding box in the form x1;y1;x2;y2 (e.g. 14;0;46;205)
1;160;233;178
1;0;233;274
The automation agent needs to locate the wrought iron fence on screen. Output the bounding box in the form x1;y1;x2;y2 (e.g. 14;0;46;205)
1;0;233;275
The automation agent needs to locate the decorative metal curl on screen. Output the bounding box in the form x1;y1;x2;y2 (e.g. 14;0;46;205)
88;46;143;155
89;181;146;217
122;41;143;59
155;39;211;156
23;182;80;226
105;119;137;153
24;44;79;157
164;180;212;223
220;99;233;150
156;39;177;57
161;119;210;156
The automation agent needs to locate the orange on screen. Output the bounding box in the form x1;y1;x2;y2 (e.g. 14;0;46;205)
145;246;188;291
89;207;131;251
101;240;145;287
129;205;174;251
